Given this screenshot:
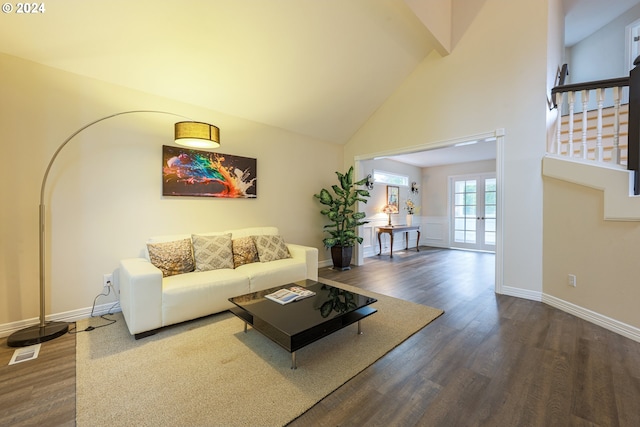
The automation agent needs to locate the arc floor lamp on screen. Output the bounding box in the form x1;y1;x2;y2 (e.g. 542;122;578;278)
7;110;220;347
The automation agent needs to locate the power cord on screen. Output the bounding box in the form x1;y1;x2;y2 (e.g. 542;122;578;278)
69;280;119;334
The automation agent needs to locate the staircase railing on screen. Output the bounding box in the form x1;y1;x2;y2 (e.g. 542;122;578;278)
551;58;640;194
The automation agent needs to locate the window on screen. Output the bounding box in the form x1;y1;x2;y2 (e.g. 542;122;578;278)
373;170;409;186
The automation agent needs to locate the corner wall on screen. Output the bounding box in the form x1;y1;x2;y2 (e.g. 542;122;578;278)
345;0;549;296
543;176;640;332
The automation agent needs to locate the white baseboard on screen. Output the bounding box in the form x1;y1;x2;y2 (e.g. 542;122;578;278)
0;302;121;338
542;293;640;343
500;287;640;342
501;285;543;302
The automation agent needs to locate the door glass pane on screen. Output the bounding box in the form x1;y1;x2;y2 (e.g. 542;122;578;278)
453;179;477;244
465;231;476;243
484;178;497;247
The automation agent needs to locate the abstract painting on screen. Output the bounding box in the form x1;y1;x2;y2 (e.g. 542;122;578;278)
162;145;257;198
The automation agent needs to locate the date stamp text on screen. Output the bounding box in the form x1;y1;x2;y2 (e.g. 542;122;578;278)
2;3;46;14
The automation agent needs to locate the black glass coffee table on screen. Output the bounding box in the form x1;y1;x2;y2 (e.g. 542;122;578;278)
228;279;377;369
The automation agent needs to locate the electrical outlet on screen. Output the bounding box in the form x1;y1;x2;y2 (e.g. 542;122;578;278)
568;274;577;287
103;273;113;288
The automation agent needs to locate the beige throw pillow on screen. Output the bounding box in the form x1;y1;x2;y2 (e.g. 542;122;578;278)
192;233;234;271
252;235;291;263
232;236;259;268
147;239;195;277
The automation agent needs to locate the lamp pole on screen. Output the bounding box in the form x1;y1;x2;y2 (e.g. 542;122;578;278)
7;110;216;347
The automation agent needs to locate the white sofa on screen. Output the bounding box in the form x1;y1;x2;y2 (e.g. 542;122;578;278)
118;227;318;338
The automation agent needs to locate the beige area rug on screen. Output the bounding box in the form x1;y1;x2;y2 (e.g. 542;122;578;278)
76;279;443;427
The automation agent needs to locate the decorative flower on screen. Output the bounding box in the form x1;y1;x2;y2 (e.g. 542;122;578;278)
405;199;415;215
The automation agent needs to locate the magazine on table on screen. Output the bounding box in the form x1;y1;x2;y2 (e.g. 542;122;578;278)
265;286;316;305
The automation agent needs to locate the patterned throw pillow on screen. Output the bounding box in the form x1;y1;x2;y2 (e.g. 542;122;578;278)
192;233;234;271
252;235;291;263
232;236;259;268
147;239;195;277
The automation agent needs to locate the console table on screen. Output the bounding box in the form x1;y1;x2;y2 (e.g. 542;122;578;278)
377;225;420;258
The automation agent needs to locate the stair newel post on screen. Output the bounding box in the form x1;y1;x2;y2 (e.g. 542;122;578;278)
629;56;640;195
581;90;589;159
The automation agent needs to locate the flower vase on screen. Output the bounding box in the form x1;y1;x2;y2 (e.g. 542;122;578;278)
406;214;413;226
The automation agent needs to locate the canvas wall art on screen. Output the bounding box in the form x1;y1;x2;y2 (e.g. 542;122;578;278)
162;145;257;198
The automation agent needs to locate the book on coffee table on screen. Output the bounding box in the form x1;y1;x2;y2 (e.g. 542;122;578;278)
265;286;316;305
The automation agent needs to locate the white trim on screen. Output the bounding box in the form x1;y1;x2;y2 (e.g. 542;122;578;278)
494;129;505;294
501;285;542;302
543;293;640;343
356;130;499;160
0;302;121;338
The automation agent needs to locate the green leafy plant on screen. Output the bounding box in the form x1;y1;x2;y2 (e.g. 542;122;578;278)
314;166;371;248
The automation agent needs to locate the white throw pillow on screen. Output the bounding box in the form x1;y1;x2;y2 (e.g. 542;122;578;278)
192;233;234;271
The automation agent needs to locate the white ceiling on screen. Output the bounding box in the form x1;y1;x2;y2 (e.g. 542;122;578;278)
0;0;635;167
382;140;497;168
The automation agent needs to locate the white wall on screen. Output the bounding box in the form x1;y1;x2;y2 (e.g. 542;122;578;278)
345;0;549;296
0;53;343;327
567;3;640;82
421;159;496;248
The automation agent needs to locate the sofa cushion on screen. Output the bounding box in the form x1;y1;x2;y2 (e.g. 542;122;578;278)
192;233;234;271
147;238;195;277
162;269;251;326
252;235;291;262
232;236;259;268
237;257;307;293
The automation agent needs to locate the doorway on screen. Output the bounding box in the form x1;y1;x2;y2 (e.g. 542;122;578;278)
353;128;504;294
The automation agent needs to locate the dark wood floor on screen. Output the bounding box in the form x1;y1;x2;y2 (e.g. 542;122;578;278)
291;247;640;427
0;323;76;426
2;247;640;426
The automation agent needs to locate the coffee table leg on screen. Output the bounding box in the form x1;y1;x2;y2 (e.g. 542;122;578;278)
291;352;297;370
358;320;363;335
244;322;248;333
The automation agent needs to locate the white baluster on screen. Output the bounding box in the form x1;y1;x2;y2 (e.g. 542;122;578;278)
555;92;564;155
581;90;589;159
612;86;621;165
595;88;604;162
568;91;575;157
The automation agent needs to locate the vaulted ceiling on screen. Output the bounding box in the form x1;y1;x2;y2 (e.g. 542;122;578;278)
0;0;437;145
1;0;637;166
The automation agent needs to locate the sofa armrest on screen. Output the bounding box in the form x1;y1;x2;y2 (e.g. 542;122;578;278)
286;244;318;281
118;258;163;335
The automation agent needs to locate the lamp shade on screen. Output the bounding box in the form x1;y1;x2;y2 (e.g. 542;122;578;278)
175;121;220;148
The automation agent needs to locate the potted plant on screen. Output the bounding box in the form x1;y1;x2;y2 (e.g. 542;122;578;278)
314;166;371;270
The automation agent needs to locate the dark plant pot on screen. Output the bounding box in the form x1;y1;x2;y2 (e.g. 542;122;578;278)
331;245;353;271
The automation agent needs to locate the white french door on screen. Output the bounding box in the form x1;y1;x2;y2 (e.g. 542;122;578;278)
450;174;496;252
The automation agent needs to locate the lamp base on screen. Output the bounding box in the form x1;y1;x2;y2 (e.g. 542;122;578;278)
6;321;69;347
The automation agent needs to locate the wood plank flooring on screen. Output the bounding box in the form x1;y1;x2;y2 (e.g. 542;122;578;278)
1;247;640;426
290;247;640;426
0;325;75;426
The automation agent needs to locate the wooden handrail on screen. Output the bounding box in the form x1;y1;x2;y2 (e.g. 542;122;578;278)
551;77;629;97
